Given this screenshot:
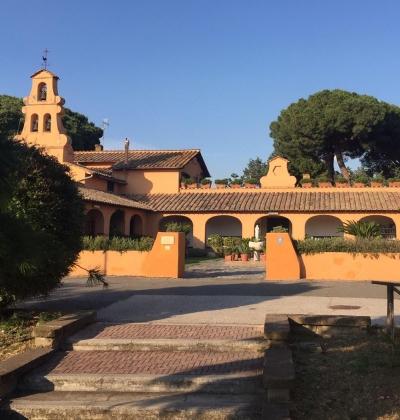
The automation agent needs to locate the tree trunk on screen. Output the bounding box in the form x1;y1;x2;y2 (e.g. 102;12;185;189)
335;147;350;180
323;153;335;182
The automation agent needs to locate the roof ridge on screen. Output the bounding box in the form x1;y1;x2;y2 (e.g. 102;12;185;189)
74;149;201;153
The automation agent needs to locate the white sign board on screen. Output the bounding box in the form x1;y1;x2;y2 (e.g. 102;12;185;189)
161;236;175;245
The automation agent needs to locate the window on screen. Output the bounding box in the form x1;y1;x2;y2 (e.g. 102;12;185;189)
43;114;51;132
31;114;39;132
107;181;114;192
38;83;47;101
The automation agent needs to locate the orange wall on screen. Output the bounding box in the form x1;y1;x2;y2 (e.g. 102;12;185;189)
69;232;185;278
265;232;300;281
301;253;400;281
123;170;180;194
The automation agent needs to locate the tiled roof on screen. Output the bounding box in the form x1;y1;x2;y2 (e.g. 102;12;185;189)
74;149;210;176
71;163;126;184
130;191;400;213
79;186;152;210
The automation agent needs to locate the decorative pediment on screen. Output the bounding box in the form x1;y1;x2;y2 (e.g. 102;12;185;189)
260;156;296;188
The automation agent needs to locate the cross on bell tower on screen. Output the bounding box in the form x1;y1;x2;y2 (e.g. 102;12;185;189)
15;66;74;163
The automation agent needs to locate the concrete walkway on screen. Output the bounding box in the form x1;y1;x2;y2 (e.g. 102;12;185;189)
19;259;400;325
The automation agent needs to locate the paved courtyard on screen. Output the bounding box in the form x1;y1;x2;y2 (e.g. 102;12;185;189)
19;259;400;325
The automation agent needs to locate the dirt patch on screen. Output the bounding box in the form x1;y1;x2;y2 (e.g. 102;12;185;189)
292;331;400;420
0;310;61;362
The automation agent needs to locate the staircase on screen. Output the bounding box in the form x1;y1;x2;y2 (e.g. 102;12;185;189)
0;322;288;419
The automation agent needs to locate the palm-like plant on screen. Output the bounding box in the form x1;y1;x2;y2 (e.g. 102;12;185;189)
338;220;381;239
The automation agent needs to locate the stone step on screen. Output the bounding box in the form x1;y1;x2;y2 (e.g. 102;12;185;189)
66;322;266;352
1;391;280;420
68;337;267;352
20;350;264;394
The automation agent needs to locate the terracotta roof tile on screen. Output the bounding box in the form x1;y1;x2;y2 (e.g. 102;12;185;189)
130;190;400;213
73;149;210;176
79;186;152;210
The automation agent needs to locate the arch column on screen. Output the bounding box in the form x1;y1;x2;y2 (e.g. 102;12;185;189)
124;211;132;236
191;214;208;249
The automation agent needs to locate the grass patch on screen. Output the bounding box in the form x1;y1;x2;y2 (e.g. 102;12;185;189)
185;256;221;265
0;310;62;362
292;331;400;419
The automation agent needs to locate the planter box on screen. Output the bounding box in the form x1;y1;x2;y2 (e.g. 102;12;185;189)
371;182;384;188
224;255;232;262
389;181;400;187
301;183;312;188
335;182;349;188
317;182;332;188
244;183;257;189
352;182;365;188
240;253;249;261
200;183;211;189
186;183;198;189
230;184;241;189
301;252;400;281
215;184;227;189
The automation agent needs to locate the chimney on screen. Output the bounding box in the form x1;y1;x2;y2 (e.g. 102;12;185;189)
94;144;103;152
124;137;130;165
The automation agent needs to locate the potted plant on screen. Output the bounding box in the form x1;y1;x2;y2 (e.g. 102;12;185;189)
317;175;332;188
243;178;258;189
185;178;197;189
200;178;212;189
352;174;369;187
388;177;400;187
230;179;242;189
239;239;251;261
301;178;313;188
370;174;385;188
224;248;232;262
335;175;349;188
215;179;228;189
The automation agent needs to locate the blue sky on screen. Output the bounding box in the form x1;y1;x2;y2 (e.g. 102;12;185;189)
1;1;400;178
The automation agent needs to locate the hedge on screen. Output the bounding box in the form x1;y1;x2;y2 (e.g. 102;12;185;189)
82;236;154;252
295;238;400;255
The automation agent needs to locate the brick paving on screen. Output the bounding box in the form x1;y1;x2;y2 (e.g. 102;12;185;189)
94;323;264;340
49;350;263;376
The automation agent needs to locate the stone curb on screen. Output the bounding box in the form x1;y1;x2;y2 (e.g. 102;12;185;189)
288;314;371;337
0;347;54;398
264;315;290;341
33;311;96;348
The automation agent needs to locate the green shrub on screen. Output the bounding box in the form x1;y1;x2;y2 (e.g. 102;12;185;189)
271;226;288;233
338;220;381;239
230;179;242;185
163;221;191;235
335;175;348;184
207;234;224;254
295;237;400;255
301;178;312;184
214;179;229;185
245;178;259;185
82;236;154;252
200;178;211;185
0;138;84;308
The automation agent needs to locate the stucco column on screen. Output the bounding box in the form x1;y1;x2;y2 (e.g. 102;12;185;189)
192;215;208;249
289;214;306;240
102;207;113;237
124;211;132;236
241;214;259;239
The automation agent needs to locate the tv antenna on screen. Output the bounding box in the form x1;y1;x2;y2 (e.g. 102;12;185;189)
101;118;110;142
42;48;49;70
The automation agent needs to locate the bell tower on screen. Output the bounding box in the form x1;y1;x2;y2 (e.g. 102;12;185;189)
15;69;73;163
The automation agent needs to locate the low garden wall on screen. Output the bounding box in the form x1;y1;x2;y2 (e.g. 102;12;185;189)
301;253;400;281
265;233;400;282
69;232;185;278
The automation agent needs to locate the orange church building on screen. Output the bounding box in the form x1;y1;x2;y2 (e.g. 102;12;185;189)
15;68;400;249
